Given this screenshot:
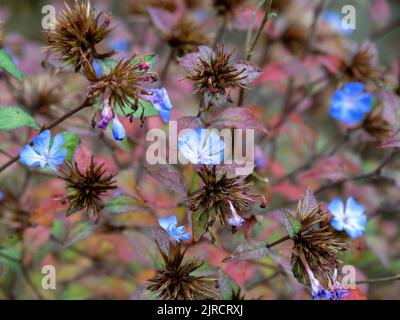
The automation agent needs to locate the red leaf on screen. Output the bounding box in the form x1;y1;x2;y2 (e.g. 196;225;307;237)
343;288;367;300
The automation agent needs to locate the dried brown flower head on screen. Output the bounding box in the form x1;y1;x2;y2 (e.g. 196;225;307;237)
180;44;261;110
10;73;63;116
58;157;117;220
164;17;209;57
289;189;347;285
343;43;381;84
46;0;114;72
362;103;392;140
213;0;247;16
280;23;308;57
84;54;158;124
188;166;266;239
0;192;31;238
147;242;218;300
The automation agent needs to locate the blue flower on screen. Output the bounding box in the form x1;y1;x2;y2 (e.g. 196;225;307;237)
328;197;367;239
93;60;102;78
178;128;225;165
159;215;191;242
0;190;5;201
322;12;353;35
144;88;173;122
112;117;126;141
19;130;67;171
328;269;349;300
110;38;130;52
330;82;373;125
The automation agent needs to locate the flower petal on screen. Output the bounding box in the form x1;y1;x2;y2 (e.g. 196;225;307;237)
32;130;51;156
19;145;46;168
159;216;178;231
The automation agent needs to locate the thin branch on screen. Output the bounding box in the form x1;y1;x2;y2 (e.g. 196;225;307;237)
356;274;400;285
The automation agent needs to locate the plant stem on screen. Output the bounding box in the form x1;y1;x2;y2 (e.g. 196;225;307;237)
238;0;273;106
213;15;227;49
160;47;174;83
0;98;91;173
266;235;291;248
356;274;400;285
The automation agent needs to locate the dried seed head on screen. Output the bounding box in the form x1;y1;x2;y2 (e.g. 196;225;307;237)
58;157;117;221
10;73;63;116
213;0;247;16
165;17;209;57
362;103;392;140
185;45;247;93
291;192;347;285
46;0;115;72
85;55;157;123
188;166;265;228
147;242;218;300
344;44;381;84
0;192;31;238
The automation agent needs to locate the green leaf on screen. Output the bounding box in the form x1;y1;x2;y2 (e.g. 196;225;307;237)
61;283;90;300
60;131;80;161
0;106;40;131
192;208;209;242
105;194;147;213
116;97;159;119
97;58;118;76
129;53;158;71
218;269;241;300
0;49;24;81
63;221;96;248
282;210;301;239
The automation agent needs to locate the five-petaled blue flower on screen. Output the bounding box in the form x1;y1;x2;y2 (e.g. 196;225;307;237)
19;130;67;171
143;87;173;122
330;82;373;125
178;128;225;165
328;197;367;239
159;215;191;242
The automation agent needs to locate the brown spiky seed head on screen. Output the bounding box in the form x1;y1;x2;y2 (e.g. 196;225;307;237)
85;54;158;121
147;242;218;300
186;44;249;96
165;17;209;57
188;166;263;228
46;0;115;72
291;192;347;285
58;156;117;220
10;73;63;116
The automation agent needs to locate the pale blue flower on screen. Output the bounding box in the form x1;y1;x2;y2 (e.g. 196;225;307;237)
143;88;173;122
330;82;373;125
159;215;191;242
328;197;367;238
178;128;225;165
19;130;67;171
93;60;102;77
322;12;353;35
328;269;349;300
110;38;130;52
0;191;5;201
112;117;126;141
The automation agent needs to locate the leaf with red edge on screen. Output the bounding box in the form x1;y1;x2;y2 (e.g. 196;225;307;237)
145;164;188;193
148;7;175;35
234;61;262;85
31;199;64;226
300;157;351;182
211;107;269;134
